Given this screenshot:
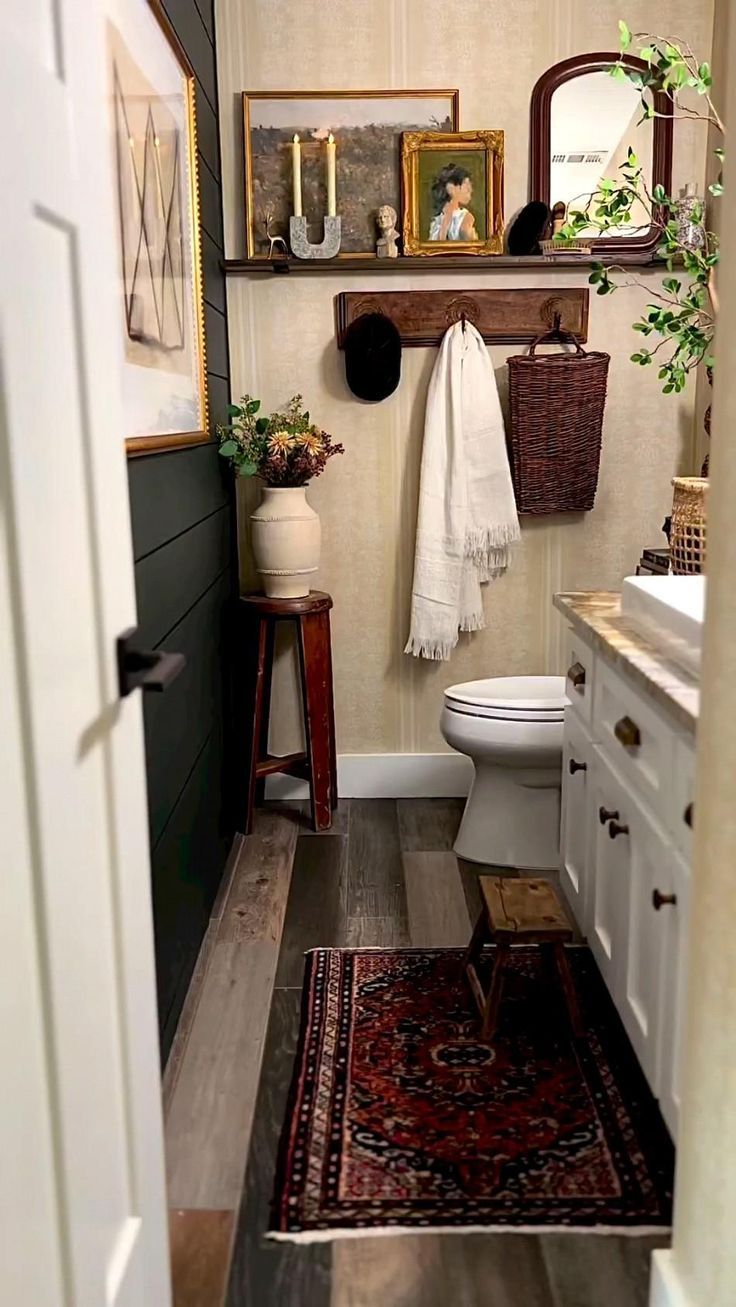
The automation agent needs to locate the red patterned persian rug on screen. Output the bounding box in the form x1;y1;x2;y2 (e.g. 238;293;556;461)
270;947;674;1239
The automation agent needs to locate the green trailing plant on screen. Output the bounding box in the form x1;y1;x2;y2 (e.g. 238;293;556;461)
557;22;723;395
217;394;343;486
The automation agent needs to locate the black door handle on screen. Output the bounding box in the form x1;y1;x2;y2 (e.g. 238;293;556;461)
117;627;186;697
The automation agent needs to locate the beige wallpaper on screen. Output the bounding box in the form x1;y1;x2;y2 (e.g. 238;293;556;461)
216;0;714;756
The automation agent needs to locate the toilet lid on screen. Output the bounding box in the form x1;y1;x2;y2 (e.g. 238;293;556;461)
444;675;567;719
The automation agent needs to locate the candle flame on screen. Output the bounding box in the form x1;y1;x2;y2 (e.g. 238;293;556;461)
328;133;334;144
293;133;300;143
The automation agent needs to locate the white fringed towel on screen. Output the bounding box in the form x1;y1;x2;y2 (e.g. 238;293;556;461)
405;320;520;661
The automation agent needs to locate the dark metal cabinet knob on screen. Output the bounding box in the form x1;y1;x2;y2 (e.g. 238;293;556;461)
653;889;678;910
567;661;586;691
614;715;641;748
599;806;619;826
684;802;694;829
569;758;587;775
608;820;630;840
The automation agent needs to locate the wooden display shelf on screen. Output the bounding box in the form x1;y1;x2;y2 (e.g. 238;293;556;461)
224;252;660;276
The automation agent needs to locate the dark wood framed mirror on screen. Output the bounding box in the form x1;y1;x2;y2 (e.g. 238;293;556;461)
530;52;673;261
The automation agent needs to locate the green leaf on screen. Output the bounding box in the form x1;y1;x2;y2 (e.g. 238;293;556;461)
639;45;656;62
610;63;629;82
698;61;712;87
709;181;724;196
663;277;682;295
218;440;239;457
227;404;242;417
618;19;631;50
255;416;269;434
237;461;258;477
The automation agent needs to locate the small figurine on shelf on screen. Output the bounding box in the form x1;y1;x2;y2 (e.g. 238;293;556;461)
376;204;399;258
261;205;288;260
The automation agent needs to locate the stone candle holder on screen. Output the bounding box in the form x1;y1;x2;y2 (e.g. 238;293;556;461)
289;215;341;260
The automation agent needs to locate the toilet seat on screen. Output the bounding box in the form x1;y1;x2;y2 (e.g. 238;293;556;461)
444;675;567;722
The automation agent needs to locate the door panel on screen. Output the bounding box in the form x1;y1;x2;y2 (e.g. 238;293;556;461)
1;2;170;1302
657;853;691;1138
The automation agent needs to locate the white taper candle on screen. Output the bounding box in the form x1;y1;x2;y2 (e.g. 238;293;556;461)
326;133;337;217
292;134;302;217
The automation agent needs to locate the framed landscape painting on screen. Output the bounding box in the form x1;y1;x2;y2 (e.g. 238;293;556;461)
401;130;505;256
108;0;208;456
243;90;460;258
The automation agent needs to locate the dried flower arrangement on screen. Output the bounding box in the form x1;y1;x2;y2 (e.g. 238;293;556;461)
217;394;344;486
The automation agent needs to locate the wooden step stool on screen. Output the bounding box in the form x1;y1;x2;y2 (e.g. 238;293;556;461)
464;876;583;1040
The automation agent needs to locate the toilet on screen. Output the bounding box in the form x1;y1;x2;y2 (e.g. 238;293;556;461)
440;675;567;869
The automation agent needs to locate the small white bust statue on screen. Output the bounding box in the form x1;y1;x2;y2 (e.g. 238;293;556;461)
376;204;399;258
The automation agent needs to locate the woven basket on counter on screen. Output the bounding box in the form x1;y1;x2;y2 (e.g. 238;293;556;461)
507;328;610;514
670;477;708;574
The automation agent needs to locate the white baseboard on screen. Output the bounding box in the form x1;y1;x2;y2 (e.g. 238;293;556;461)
649;1252;691;1307
264;752;474;800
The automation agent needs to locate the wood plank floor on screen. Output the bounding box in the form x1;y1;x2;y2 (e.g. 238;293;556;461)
164;798;668;1307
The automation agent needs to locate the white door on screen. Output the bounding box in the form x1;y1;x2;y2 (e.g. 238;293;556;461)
560;711;593;931
588;750;631;997
1;4;171;1306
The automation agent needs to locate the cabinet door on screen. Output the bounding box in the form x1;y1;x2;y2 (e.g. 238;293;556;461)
657;852;691;1140
588;753;631;999
620;793;673;1087
560;712;593;931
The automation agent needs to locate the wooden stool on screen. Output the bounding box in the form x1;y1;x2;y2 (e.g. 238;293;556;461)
464;876;583;1040
238;591;337;835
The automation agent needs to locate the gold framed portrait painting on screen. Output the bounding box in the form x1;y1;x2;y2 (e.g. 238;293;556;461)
108;1;208;457
401;130;504;256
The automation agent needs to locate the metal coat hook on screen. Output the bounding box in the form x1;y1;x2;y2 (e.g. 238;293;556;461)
461;312;467;334
552;311;562;335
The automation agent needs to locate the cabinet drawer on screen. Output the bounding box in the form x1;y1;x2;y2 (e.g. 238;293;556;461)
670;735;696;858
593;659;674;826
564;627;595;726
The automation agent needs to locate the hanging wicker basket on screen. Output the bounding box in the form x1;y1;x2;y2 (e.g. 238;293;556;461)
507;327;610;514
670;477;708;574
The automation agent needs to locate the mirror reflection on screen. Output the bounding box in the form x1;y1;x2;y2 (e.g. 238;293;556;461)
550;71;653;238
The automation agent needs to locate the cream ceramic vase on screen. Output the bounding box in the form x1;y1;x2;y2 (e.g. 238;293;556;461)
250;485;320;598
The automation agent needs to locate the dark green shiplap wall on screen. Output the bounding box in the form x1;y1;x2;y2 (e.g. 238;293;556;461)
127;0;235;1062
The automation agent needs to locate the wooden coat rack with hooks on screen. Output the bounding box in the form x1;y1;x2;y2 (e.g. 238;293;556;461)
335;288;589;349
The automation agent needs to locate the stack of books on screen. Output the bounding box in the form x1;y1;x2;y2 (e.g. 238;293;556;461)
637;547;671;576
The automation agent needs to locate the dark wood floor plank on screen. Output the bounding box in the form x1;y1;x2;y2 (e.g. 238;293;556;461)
540;1233;666;1307
397;798;464;851
333;1233;554;1306
274;834;348;987
226;990;331;1307
403;851;471;947
170;1208;233;1307
346;799;409;940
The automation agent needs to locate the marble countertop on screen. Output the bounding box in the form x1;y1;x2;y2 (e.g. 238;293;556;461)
554;591;699;735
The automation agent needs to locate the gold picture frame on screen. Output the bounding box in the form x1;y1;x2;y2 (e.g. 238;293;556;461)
242;90;460;259
401;130;505;257
110;0;208;458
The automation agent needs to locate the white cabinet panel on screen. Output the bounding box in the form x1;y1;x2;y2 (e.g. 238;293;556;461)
593;659;674;828
620;794;672;1086
564;627;595;726
657;853;691;1139
560;711;593;931
588;753;631;997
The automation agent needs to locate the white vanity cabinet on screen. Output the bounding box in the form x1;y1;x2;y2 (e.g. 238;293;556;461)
560;627;694;1140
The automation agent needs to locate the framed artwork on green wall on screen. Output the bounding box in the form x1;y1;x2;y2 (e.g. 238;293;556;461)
107;0;209;457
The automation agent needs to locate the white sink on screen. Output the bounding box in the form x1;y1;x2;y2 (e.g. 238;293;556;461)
621;575;706;676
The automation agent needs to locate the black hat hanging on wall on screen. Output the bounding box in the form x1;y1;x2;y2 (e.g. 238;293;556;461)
344;312;402;402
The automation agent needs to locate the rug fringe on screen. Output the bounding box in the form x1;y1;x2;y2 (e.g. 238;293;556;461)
266;1222;671;1245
